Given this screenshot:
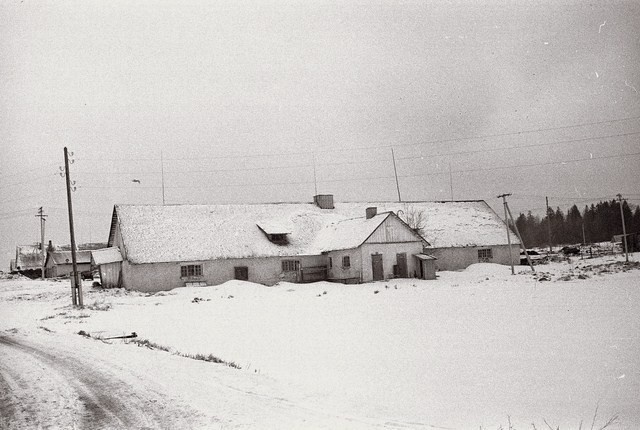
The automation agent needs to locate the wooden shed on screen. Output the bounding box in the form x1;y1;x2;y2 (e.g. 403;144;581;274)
44;250;92;278
91;247;123;288
414;254;437;280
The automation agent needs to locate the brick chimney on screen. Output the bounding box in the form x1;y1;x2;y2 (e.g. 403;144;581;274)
313;194;334;209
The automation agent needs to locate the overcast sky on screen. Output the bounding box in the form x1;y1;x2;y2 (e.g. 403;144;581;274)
1;0;639;264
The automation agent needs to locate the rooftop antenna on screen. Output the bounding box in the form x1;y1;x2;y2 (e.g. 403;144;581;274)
391;147;402;202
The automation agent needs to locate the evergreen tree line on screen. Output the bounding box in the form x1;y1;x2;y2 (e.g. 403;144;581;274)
514;199;640;248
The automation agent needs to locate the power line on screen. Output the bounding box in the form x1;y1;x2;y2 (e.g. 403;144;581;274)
74;149;640;192
0;162;61;181
60;129;640;182
69;114;640;164
0;189;63;205
443;150;640;177
396;130;640;161
0;207;40;217
0;173;57;191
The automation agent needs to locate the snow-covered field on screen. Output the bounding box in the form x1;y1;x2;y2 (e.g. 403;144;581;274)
1;254;639;429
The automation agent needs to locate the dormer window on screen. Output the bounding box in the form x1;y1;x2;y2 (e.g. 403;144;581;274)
268;233;289;245
257;220;292;246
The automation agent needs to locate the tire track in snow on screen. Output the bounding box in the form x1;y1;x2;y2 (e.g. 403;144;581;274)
0;334;200;429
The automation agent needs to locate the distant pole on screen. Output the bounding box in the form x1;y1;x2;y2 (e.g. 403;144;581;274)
312;152;318;196
546;196;553;253
498;193;515;275
391;147;402;202
449;162;454;201
160;150;166;205
504;201;535;272
582;222;586;245
35;207;47;279
64;147;82;306
617;193;629;263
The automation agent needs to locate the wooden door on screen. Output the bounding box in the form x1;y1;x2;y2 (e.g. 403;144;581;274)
371;254;384;281
396;253;408;278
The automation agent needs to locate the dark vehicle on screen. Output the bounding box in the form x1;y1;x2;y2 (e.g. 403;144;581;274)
520;250;547;265
560;246;580;256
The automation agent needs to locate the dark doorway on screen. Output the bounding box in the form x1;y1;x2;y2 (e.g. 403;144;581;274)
234;266;248;281
371;254;384;281
396;253;408;277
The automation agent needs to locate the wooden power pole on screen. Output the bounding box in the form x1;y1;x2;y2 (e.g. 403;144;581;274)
617;193;629;263
546;196;552;254
35;207;47;279
64;147;82;306
498;193;515;275
498;193;535;274
504;200;535;273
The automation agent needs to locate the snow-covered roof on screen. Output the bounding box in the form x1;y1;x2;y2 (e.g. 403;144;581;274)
91;247;123;265
311;212;391;253
112;200;517;264
256;219;292;235
15;245;44;270
333;201;518;249
47;250;92;265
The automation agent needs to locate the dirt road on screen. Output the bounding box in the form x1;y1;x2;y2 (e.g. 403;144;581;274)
0;334;203;429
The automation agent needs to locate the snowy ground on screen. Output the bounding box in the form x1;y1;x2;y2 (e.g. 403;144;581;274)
1;253;639;429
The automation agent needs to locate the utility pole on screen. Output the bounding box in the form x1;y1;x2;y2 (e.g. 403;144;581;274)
160;150;166;205
498;193;515;275
35;207;47;280
617;193;629;263
391;147;402;202
449;162;454;201
312;152;318;196
546;196;552;254
64;147;82;306
504;199;535;272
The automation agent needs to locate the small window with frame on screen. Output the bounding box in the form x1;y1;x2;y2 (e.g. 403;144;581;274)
477;249;493;262
181;264;203;278
342;256;351;268
282;260;300;272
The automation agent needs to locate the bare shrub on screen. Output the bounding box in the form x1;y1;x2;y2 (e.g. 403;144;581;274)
400;204;427;236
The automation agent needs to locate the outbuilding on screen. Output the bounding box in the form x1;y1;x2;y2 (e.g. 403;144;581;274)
14;244;45;279
91;247;123;288
44;250;92;278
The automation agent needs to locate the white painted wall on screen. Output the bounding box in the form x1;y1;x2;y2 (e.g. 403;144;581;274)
366;214;423;243
428;245;519;271
326;248;362;282
359;242;424;282
121;254;326;292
